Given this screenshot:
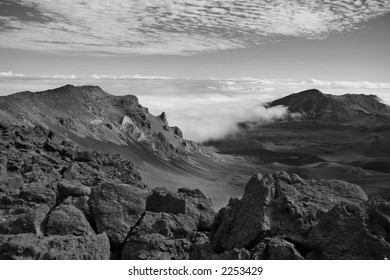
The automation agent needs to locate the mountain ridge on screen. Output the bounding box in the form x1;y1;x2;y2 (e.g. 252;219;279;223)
267;88;390;122
0;84;197;161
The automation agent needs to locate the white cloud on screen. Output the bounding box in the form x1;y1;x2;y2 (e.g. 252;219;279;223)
0;71;77;80
0;71;24;77
140;92;289;142
0;0;389;55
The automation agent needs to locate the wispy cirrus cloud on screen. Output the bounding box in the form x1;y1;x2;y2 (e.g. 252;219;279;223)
0;0;389;55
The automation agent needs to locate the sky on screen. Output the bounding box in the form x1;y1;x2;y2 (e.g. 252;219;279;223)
1;0;390;141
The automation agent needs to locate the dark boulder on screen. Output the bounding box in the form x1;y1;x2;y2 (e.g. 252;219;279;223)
210;172;368;253
146;188;186;215
60;195;91;223
0;204;50;235
57;179;91;202
307;202;390;259
88;181;148;248
19;185;57;209
45;205;95;236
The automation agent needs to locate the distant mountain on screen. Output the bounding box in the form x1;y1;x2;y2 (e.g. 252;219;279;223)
0;84;198;161
267;89;390;122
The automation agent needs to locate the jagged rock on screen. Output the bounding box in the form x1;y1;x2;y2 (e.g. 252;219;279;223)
0;233;110;260
45;205;94;236
123;188;215;260
367;201;390;243
158;112;169;127
122;231;208;260
210;172;368;253
19;185;57;209
61;195;91;223
178;188;215;231
57;179;91;201
122;233;191;260
132;211;197;239
146;188;215;231
146;188;186;214
250;237;304;260
121;211;198;259
0;204;50;235
171;126;183;138
88;181;148;248
307;203;390;259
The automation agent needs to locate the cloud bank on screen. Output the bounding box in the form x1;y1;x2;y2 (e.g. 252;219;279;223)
141;92;289;142
0;0;389;55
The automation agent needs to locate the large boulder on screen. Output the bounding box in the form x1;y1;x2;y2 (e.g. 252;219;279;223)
57;179;91;202
122;233;193;260
60;195;91;223
210;172;368;252
146;188;215;232
146;188;185;214
121;211;199;260
178;188;215;231
0;204;50;235
0;233;110;260
122;187;214;260
19;184;57;209
45;205;95;236
88;181;148;248
306;202;390;259
0;183;56;236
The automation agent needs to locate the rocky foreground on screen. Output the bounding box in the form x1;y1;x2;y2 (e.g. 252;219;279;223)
1;123;390;259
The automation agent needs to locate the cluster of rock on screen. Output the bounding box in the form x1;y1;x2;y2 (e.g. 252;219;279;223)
0;124;215;259
2;122;390;260
206;172;390;260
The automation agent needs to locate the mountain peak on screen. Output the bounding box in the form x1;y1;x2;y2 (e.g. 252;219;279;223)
268;89;390;122
298;88;324;95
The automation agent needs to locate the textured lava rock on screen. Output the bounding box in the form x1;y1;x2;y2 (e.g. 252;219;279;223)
0;233;110;260
250;237;304;260
45;205;94;236
88;181;148;248
19;185;57;209
0;204;50;235
210;172;368;252
60;195;91;223
57;179;91;202
306;202;390;259
178;188;215;231
146;188;215;231
121;211;197;260
146;188;186;214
